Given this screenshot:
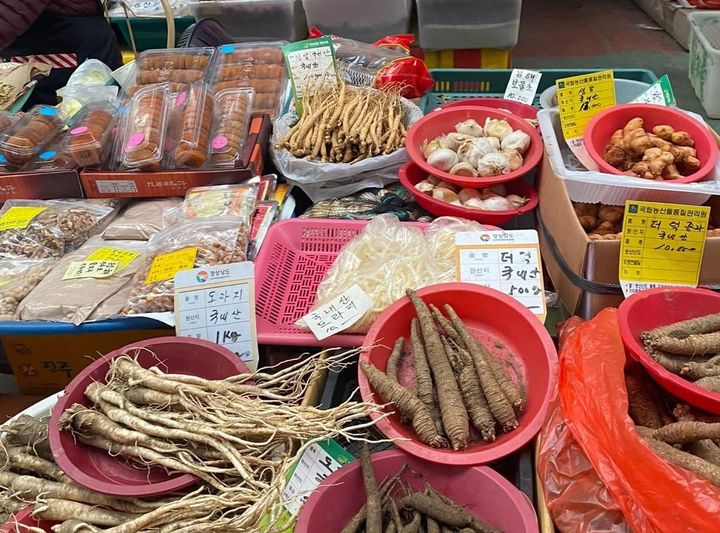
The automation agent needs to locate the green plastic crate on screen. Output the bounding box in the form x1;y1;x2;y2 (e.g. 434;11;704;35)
111;17;195;51
420;68;658;112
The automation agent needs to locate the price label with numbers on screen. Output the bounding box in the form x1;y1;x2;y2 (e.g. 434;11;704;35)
503;69;542;105
619;200;710;297
283;37;338;111
303;284;373;340
145;247;198;285
174;262;259;369
455;230;546;322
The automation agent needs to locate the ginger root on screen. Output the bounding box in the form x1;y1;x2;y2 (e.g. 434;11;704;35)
573;203;599;231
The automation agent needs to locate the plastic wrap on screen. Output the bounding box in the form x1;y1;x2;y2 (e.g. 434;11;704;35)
120;219;242;315
0;260;55;320
23;138;76;171
102;198;182;241
119;83;171;171
134;47;215;90
18;237;146;325
63;102;118;167
538;309;720;533
169;82;213;168
0;111;16;135
209;88;254;168
0;200;115;260
0;106;64;168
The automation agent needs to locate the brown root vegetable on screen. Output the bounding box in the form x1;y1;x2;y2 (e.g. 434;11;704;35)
694;376;720;392
2;415;53;462
681;355;720;380
33;499;134;527
426;517;441;533
429;304;460;340
51;520;101;533
400;491;498;533
646;348;710;374
360;361;448;448
360;444;382;533
341;467;406;533
386;337;405;383
642;313;720;343
406;290;469;450
410;318;442;431
688;440;720;467
0;446;69;482
624;368;673;429
649;332;720;357
654;422;720;444
402;511;422;533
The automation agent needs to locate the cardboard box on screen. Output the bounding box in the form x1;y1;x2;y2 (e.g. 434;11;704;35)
80;113;272;198
0;170;83;200
537;152;720;318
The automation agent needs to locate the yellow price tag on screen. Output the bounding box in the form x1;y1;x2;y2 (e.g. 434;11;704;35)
619;201;710;296
86;247;140;272
556;70;616;140
63;260;120;280
0;207;47;231
145;247;198;285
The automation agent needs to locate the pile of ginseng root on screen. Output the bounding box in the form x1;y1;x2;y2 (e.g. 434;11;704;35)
280;79;407;163
641;312;720;393
361;289;525;451
341;444;501;533
627;366;720;487
0;349;385;533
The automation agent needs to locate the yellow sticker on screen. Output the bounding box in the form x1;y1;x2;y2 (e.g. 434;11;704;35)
63;260;120;280
619;201;710;296
145;247;198;285
86;247;140;272
0;206;47;231
556;70;616;140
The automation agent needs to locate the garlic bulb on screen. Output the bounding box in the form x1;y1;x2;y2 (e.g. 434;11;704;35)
449;162;478;177
481;196;513;211
489;183;506;196
501;130;531;154
426;148;458;172
445;132;476;151
472;137;500;157
465;147;485;169
481;188;501;200
456;140;477;163
427;175;441;186
506;194;528;208
484;118;514;140
463;198;486;210
421;137;450;158
450;200;463;206
415;180;435;193
433;188;459;203
476;152;510;176
455;119;484;137
436;180;458;192
502;149;524;171
458;188;481;204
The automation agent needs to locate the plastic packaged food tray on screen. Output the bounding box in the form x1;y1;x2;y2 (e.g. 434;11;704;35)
0;106;64;168
119;83;172;171
63;102;117;168
134;47;215;93
209;88;255;168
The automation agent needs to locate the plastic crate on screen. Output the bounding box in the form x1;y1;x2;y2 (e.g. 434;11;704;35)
417;0;522;50
301;0;411;42
689;12;720;118
420;68;659;113
111;17;195;50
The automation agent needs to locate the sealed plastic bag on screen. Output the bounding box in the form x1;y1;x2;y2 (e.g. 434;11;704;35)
0;260;54;320
103;198;182;241
541;309;720;533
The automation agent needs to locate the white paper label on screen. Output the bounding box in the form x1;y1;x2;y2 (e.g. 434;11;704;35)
503;69;542;105
456;230;547;321
567;136;599;171
286;46;337;99
96;179;138;194
282;443;344;515
633;83;666;106
174;262;259;370
303;284;372;340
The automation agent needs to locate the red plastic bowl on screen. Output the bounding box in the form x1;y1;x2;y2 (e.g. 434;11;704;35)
406;105;543;188
618;287;720;414
49;337;249;497
0;506;57;533
584;103;719;183
436;97;538;119
296;449;538;533
358;283;557;465
399;161;538;225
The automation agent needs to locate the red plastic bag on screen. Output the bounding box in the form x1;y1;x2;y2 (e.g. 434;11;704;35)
557;309;720;532
687;0;720;8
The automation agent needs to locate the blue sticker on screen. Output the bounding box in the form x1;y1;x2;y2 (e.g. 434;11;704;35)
220;44;234;54
39;107;57;116
0;155;5;163
39;150;56;160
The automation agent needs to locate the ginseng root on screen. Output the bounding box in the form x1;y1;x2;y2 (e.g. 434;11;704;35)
360;362;448;448
0;446;69;482
385;337;405;383
2;415;53;462
33;499;134;527
360;443;382;533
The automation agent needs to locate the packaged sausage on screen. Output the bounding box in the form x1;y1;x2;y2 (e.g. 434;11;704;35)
168;83;213;169
0;106;64;167
18;237;147;325
102;198;181;241
211;42;287;117
120;83;171;171
209;88;254;168
134;47;215;93
0;259;55;320
63;102;118;167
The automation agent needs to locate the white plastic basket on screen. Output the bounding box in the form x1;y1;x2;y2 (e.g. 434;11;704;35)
689;12;720;119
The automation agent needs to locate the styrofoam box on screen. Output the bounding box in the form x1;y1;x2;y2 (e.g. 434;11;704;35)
301;0;411;43
689;12;720;119
417;0;522;50
189;0;307;42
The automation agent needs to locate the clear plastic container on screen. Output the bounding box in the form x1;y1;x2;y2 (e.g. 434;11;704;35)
120;84;171;171
689;12;720;119
63;103;118;168
24;142;76;172
134;47;215;92
0;106;64;167
416;0;522;50
301;0;411;42
209;88;255;167
0;111;17;135
188;0;307;42
211;42;286;117
168;82;213;169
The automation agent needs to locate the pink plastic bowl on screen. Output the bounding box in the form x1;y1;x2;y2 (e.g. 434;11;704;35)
49;337;249;497
0;506;56;532
406;105;543;188
296;449;539;533
436;97;538;119
358;283;557;465
584;103;719;183
399;161;538;225
618;287;720;414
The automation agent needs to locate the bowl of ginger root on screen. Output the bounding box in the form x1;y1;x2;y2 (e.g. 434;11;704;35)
584;103;718;183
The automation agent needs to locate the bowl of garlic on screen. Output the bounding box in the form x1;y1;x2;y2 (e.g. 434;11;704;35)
399;161;538;225
406;105;543;187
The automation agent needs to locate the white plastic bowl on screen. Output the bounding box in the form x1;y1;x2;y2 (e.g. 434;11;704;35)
539;79;651;109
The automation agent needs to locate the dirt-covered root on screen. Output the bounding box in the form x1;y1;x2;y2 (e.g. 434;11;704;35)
624;368;673;429
33;499;135;527
51;521;101;533
654;421;720;444
694;376;720;392
1;415;53;462
0;446;69;482
642;313;720;342
649;332;720;357
680;355;720;380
